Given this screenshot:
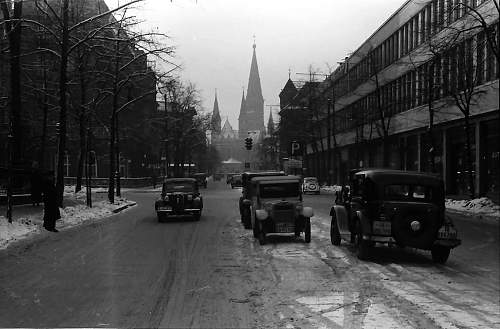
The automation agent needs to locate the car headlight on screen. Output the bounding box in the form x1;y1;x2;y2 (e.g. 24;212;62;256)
302;207;314;218
187;194;193;201
164;195;169;202
255;209;268;220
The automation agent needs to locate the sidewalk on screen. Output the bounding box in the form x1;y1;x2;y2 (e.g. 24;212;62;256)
0;186;136;250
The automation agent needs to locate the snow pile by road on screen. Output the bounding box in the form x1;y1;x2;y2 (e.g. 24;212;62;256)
320;185;342;194
0;191;135;249
445;197;500;218
0;217;39;250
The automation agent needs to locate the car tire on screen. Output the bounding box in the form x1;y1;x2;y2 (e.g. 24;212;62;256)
355;221;371;260
304;218;311;243
243;208;252;229
157;213;163;223
253;218;259;238
330;214;341;246
431;245;450;264
258;222;266;245
194;213;201;221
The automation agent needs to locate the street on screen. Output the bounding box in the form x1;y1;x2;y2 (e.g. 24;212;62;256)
0;182;499;328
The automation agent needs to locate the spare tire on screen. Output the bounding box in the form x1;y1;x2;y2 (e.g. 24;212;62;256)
392;207;440;249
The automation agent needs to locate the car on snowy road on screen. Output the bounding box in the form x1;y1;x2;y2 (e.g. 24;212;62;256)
329;169;461;263
249;175;313;245
302;176;320;194
155;178;203;222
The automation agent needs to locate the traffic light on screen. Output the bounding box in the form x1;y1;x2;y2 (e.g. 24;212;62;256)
245;137;253;150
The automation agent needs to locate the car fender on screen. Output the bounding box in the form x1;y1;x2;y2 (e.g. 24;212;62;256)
331;205;347;230
355;210;372;236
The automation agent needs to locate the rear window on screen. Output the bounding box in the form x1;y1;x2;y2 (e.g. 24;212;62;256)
164;182;195;192
384;184;437;201
259;183;300;198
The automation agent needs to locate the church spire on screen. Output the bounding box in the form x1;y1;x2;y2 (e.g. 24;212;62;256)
267;110;275;136
211;90;221;134
239;41;265;138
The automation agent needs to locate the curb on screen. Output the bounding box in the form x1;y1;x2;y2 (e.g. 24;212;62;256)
112;202;137;213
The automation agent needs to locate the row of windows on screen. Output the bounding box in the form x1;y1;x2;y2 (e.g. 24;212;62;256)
334;0;490;98
330;30;498;134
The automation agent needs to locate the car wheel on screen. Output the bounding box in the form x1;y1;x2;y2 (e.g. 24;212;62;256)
431;245;450;264
243;208;252;229
355;221;371;260
330;214;341;246
194;213;201;221
253;218;259;238
258;222;266;245
304;218;311;243
157;213;163;223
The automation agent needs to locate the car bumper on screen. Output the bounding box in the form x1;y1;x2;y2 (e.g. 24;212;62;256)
157;209;201;216
362;235;461;249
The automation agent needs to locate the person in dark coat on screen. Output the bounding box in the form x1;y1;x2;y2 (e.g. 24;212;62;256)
42;177;60;232
30;170;42;206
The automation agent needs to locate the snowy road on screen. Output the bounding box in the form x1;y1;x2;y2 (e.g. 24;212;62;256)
0;182;498;328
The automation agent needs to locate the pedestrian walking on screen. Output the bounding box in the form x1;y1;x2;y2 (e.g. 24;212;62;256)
42;176;60;232
152;173;157;189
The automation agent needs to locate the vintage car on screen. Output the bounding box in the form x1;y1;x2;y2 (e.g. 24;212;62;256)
248;175;313;245
155;178;203;221
230;174;242;189
329;169;461;263
192;173;208;188
302;176;320;194
239;171;286;229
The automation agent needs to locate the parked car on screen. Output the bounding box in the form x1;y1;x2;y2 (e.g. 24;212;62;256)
239;171;286;229
248;175;313;245
231;174;242;188
329;169;461;263
155;178;203;221
302;176;320;194
192;173;208;188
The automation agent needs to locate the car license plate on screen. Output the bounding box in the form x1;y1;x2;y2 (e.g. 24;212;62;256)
275;223;294;233
158;206;172;210
373;221;391;235
438;226;457;239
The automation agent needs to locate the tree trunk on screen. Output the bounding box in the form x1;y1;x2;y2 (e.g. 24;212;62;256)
76;65;87;193
55;0;70;207
464;113;475;198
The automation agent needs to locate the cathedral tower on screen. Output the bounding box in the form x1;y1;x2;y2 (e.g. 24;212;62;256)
211;91;221;135
239;42;265;139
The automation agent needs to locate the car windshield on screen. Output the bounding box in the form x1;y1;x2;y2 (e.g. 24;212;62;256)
384;184;439;202
164;182;195;192
259;183;300;198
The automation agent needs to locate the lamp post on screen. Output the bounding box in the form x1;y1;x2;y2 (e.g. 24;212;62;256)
6;122;13;223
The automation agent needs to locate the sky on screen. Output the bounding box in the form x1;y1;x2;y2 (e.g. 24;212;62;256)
106;0;405;130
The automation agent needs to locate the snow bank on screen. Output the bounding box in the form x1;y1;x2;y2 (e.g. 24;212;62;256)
0;217;40;249
0;192;135;250
320;185;342;194
446;197;500;218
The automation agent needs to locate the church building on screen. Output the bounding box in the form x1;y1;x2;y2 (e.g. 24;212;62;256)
211;42;266;166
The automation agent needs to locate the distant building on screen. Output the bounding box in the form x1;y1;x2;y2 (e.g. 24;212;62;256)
211;42;266;169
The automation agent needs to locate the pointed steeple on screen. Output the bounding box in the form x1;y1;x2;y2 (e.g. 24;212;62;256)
239;41;265;138
267;110;275;136
211;90;221;134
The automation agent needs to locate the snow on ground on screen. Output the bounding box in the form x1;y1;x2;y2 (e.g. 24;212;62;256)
445;197;500;218
0;186;136;250
320;185;342;194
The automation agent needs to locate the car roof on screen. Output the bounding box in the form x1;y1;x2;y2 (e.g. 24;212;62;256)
303;177;318;180
243;171;285;178
354;169;443;185
164;178;196;183
251;175;301;183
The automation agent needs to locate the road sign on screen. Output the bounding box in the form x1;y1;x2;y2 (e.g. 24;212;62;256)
291;141;302;156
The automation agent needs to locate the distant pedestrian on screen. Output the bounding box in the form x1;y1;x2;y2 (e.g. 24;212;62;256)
152;173;157;189
42;177;60;232
30;170;42;206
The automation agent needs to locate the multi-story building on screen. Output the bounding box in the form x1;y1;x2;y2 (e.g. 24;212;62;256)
279;0;498;199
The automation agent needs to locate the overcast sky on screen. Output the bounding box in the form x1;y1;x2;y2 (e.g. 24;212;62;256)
106;0;404;130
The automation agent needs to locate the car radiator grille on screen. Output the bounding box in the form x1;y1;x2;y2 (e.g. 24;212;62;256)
272;204;294;223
